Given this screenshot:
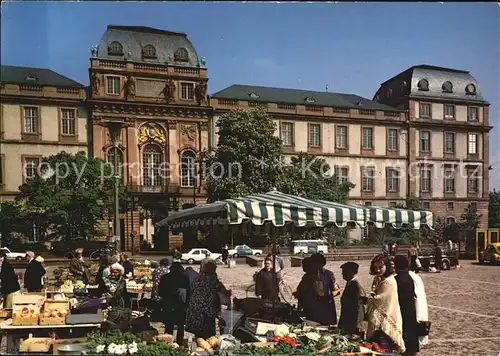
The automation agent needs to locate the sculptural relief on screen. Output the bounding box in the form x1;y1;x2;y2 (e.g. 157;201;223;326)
194;79;208;105
92;73;101;96
180;124;196;141
125;76;136;99
137;123;166;145
162;79;176;103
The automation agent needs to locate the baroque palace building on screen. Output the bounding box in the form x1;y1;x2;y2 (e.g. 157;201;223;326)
88;25;211;251
211;64;491;236
0;65;88;240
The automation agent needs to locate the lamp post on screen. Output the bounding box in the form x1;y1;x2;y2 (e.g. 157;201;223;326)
107;122;124;252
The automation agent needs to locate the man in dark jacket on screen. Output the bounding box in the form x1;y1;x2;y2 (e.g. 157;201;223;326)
69;248;91;283
119;253;134;278
0;250;21;308
24;251;46;292
394;255;419;356
159;262;191;345
255;258;279;300
338;262;366;336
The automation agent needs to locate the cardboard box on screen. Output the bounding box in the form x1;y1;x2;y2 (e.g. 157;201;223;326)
40;300;70;326
12;293;44;326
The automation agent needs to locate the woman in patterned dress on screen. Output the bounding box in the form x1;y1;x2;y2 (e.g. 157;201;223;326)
185;259;231;338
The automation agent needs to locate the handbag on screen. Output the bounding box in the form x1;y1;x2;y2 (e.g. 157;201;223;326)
417;321;431;336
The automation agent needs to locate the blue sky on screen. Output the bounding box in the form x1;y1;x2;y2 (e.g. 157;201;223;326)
2;2;499;188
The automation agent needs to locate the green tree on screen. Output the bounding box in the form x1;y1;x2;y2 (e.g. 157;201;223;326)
489;189;500;228
460;202;482;230
200;108;284;202
0;201;26;245
17;151;122;240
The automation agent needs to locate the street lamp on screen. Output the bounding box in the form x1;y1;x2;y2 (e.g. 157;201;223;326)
107;122;124;252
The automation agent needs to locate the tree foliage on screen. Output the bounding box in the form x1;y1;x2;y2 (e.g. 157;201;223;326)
489;189;500;228
0;201;25;245
16;151;124;240
200;108;284;202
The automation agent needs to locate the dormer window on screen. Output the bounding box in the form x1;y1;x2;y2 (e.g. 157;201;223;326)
387;88;393;98
142;44;157;59
25;74;38;82
174;48;189;62
465;83;476;95
108;41;123;55
400;81;407;91
249;93;259;99
357;101;364;106
305;97;315;103
442;81;453;93
374;95;379;102
417;79;429;91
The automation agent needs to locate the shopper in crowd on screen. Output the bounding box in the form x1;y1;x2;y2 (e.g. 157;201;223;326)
104;263;130;307
173;248;182;262
159;262;191;345
309;253;340;325
0;250;21;309
365;254;405;353
453;242;460;268
185;259;231;338
394;255;419;356
120;253;134;279
96;254;112;295
409;266;430;348
69;248;91;283
338;261;366;336
184;266;199;287
433;242;443;273
152;258;170;300
23;251;46;292
407;244;419;272
263;247;285;280
255;258;279;300
221;245;229;265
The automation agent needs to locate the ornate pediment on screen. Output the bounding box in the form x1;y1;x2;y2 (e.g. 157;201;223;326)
138;123;167;145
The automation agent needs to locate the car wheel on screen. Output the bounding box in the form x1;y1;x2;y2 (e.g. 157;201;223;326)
491;256;497;265
441;259;451;271
233;253;239;258
187;258;195;265
479;258;484;265
254;253;261;256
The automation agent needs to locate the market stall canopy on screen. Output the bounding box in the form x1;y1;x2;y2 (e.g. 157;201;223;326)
156;191;434;230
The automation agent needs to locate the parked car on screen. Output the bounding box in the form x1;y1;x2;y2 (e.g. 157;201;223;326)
292;240;329;255
0;247;25;260
479;243;500;265
181;248;222;264
228;245;263;258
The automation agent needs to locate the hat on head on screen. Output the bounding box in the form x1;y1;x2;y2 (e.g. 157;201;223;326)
340;261;359;273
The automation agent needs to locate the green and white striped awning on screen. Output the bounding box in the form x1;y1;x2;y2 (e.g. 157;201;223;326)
156;191;434;230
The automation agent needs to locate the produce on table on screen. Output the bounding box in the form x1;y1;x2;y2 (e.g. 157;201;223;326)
196;337;212;351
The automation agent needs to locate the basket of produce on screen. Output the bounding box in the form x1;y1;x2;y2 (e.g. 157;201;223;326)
19;334;53;353
40;300;70;325
12;293;45;326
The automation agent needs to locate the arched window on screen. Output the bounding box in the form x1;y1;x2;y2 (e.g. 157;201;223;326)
142;145;164;186
417;79;429;91
466;83;476;95
142;44;157;58
174;48;189;62
106;148;124;182
442;81;453;93
108;41;123;55
180;150;196;187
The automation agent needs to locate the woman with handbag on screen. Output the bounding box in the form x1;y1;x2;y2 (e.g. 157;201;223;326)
409;268;430;348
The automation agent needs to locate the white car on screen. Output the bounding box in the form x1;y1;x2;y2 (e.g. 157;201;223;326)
0;247;26;260
228;245;263;258
181;248;222;264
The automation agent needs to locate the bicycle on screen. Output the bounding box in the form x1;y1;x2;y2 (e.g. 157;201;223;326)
246;271;295;304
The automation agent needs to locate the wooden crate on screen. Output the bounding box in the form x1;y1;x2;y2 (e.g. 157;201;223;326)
40;300;70;326
12;304;41;326
19;333;53;353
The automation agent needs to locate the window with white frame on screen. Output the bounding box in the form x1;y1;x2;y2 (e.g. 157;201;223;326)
24;157;40;180
61;108;76;135
334;166;349;184
444;104;455;119
420;130;430;152
444;132;455;153
281;122;293;146
335;125;347;149
387;168;399;192
420;103;431;118
468;133;478;155
142;145;163;186
444;167;456;193
23;107;38;133
106;148;124;181
181;83;194;100
309;124;321;147
467;168;479;194
468;106;478;121
422;201;430;210
362;167;375;192
362;127;373;150
387;128;398;151
446;217;456;225
420;168;431;193
107;77;120;95
180;150;197;187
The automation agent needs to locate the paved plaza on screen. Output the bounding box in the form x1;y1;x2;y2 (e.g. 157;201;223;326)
217;260;500;356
